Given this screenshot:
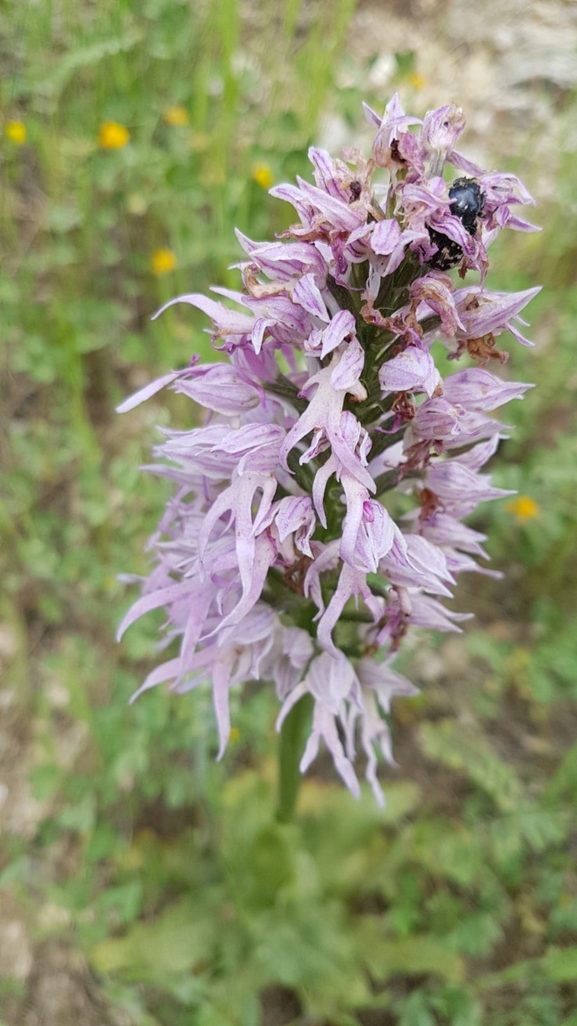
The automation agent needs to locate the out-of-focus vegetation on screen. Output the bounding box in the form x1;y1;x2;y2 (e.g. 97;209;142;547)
2;2;577;1024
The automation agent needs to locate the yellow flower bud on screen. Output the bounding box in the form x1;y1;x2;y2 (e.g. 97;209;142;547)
506;495;540;521
99;121;130;149
164;106;189;126
151;248;177;276
5;120;27;145
252;164;274;190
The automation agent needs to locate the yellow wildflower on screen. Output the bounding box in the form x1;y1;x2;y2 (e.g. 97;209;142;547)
5;120;27;145
252;164;274;190
506;495;540;521
151;248;177;276
229;727;241;743
408;72;425;90
99;121;130;149
164;106;189;126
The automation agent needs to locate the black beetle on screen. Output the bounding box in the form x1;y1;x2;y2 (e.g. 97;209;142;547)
448;177;485;236
428;177;485;270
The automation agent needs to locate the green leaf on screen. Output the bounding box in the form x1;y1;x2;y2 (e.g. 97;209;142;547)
45;204;84;233
397;989;435;1026
420;720;523;811
488;805;570;866
445;911;503;957
29;763;62;802
58;794;96;833
387;819;483;888
98;881;143;926
542;946;577;982
29;29;144;96
90;901;218;981
545;740;577;800
356;921;464;983
0;857;32;889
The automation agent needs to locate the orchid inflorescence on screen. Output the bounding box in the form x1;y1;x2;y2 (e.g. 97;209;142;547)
118;94;539;804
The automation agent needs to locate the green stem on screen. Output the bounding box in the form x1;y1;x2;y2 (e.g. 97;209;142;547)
276;693;313;824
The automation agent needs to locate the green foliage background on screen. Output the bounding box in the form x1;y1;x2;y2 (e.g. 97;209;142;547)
1;1;577;1024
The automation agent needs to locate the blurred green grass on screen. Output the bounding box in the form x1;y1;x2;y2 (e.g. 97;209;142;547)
2;2;577;1024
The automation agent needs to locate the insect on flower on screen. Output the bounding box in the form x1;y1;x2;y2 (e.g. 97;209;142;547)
449;177;485;229
428;177;485;270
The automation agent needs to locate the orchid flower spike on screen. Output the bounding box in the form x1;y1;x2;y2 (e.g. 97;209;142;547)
118;93;539;805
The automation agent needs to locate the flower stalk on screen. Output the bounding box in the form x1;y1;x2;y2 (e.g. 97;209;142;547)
276;693;314;823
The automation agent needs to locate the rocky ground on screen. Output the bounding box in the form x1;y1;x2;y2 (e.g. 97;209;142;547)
327;0;577;192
